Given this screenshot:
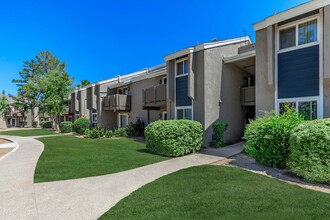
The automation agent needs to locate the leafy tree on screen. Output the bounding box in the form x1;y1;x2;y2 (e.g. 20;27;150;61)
77;80;91;88
13;51;73;129
0;91;9;117
41;69;73;130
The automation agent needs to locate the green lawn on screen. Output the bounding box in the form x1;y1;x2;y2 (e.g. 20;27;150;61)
34;136;167;183
100;166;330;220
0;129;55;136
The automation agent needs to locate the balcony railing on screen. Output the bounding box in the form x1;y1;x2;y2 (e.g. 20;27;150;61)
241;86;255;106
103;94;131;112
143;84;166;108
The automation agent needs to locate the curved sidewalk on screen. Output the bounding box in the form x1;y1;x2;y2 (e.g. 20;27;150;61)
0;136;44;220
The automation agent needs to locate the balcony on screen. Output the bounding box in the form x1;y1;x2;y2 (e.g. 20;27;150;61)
143;84;166;108
241;86;255;106
103;94;131;112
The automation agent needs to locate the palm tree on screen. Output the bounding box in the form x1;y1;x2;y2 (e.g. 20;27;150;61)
77;80;91;88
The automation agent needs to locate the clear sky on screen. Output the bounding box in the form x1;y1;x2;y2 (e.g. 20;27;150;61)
0;0;309;95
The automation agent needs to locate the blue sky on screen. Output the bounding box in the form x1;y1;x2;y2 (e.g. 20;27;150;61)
0;0;308;95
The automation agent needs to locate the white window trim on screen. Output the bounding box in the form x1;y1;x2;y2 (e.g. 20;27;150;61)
175;58;189;78
118;113;129;128
162;111;167;120
275;9;323;119
277;14;320;53
117;87;129;95
278;97;319;119
92;113;98;123
175;106;193;120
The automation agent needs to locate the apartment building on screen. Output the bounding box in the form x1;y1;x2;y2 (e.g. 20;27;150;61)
70;0;330;147
164;37;253;146
70;64;167;130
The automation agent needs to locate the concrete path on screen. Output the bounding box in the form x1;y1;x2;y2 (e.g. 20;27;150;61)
0;135;244;220
0;136;44;220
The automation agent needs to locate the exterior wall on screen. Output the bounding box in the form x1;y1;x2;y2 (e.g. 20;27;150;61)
255;28;275;116
167;60;175;119
203;44;245;146
324;5;330;117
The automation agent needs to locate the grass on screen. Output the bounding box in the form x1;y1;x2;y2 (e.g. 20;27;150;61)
100;166;330;220
0;129;55;136
34;136;167;183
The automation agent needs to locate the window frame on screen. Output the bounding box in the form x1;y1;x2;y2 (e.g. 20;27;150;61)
175;58;189;78
118;113;129;128
118;87;129;95
275;11;323;119
175;106;193;120
277;15;320;53
92;113;98;123
162;111;167;120
278;97;319;120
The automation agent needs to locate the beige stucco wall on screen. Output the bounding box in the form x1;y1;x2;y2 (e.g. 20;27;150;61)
255;28;275;116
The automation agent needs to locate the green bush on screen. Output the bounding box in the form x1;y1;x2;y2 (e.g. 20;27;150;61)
85;127;105;139
145;120;203;157
32;121;38;128
244;108;303;168
40;121;52;129
60;121;73;133
209;122;228;148
126;118;145;137
288;119;330;184
114;128;128;137
73;118;90;135
105;130;113;138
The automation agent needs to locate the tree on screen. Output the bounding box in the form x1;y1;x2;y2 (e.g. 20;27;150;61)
41;69;73;130
77;80;91;88
0;91;9;117
13;51;72;128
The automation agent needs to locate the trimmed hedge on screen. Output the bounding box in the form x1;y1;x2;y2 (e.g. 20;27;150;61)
288;119;330;184
244;108;303;168
73;118;90;135
145;120;203;157
209;122;228;148
60;121;73;133
40;121;52;129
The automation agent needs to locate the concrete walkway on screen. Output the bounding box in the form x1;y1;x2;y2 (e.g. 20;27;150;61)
0;135;244;220
0;136;44;220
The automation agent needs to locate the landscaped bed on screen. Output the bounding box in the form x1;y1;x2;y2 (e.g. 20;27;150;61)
100;166;330;220
34;136;168;183
0;129;55;137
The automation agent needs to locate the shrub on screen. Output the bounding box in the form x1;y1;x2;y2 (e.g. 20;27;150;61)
244;107;303;168
288;119;330;184
145;120;203;157
209;122;228;148
105;130;113;138
85;127;105;139
41;121;52;129
114;128;128;137
32;121;38;128
73;118;90;135
60;121;73;133
126;118;145;137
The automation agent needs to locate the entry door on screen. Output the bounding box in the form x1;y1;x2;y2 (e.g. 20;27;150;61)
11;119;16;127
119;114;128;128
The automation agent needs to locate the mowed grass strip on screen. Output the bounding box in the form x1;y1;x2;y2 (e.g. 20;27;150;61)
34;136;167;183
100;166;330;220
0;129;55;137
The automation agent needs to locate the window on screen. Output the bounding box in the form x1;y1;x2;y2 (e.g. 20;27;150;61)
119;114;129;128
176;107;192;120
92;113;97;123
298;19;317;45
118;87;129;95
162;77;167;85
279;19;318;50
176;59;188;77
162;112;167;120
280;27;296;49
279;100;317;120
